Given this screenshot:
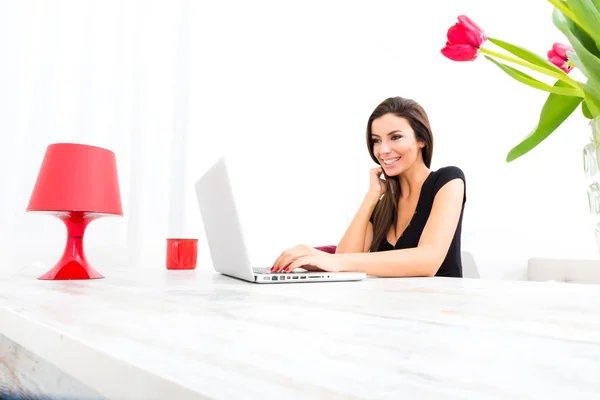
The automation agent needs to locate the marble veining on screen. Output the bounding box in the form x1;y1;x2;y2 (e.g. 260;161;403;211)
1;265;600;399
0;332;104;399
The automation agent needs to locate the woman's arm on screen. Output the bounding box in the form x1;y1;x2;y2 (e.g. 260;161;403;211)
337;178;465;277
335;193;379;254
336;167;385;254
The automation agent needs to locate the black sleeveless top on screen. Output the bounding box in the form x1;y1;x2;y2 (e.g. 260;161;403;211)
369;166;466;277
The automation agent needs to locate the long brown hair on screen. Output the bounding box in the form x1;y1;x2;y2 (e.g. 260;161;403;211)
366;96;434;252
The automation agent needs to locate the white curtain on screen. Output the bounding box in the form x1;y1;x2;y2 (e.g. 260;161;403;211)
0;0;195;271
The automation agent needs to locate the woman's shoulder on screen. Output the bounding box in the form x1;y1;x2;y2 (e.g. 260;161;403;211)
431;165;465;181
429;165;466;200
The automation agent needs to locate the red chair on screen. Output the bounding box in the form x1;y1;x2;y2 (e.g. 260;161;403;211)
315;245;337;254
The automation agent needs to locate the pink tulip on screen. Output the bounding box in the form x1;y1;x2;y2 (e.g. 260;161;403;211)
441;15;488;62
547;43;574;73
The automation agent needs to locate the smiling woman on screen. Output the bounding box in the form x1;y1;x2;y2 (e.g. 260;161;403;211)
271;96;467;278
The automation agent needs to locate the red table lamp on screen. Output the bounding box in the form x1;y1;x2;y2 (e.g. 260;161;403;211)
27;143;124;280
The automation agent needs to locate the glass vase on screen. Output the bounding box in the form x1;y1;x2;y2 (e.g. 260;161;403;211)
583;116;600;251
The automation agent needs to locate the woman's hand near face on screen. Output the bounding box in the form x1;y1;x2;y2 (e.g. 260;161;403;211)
368;167;386;200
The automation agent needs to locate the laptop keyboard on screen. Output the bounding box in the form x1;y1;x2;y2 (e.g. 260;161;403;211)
253;267;273;275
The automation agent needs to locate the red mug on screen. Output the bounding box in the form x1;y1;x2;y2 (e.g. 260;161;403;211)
166;238;198;270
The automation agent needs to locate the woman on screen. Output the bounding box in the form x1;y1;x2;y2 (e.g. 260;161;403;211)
271;96;466;277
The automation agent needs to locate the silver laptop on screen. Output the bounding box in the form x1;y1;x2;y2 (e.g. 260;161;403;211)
194;157;366;284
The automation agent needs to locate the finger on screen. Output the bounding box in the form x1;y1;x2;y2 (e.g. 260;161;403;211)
273;247;299;271
272;250;289;271
273;247;302;272
273;245;314;271
278;250;305;272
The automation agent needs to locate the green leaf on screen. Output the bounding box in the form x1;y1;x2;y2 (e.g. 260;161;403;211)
567;51;588;75
583;85;600;116
487;36;569;76
554;8;600;116
583;100;593;118
554;7;600;62
582;100;593;118
484;56;582;96
506;80;582;162
567;51;600;117
564;0;600;51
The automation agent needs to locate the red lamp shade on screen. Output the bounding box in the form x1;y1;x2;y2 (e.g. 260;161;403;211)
27;143;124;280
27;143;123;215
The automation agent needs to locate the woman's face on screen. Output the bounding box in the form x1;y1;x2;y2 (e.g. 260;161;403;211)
370;113;424;176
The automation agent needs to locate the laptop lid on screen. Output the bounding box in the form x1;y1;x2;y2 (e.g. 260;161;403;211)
194;157;254;281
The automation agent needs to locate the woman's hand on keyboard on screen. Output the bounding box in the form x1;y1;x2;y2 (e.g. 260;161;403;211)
271;244;343;273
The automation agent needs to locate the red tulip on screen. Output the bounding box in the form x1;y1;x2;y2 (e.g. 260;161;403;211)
547;43;574;73
441;15;487;62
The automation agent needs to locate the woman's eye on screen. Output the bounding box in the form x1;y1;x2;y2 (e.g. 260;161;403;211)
392;135;402;140
372;138;381;143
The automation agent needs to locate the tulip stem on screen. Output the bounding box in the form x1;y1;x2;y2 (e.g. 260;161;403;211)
479;47;582;92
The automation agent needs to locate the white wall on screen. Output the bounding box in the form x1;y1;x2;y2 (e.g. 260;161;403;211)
185;0;599;280
1;0;597;279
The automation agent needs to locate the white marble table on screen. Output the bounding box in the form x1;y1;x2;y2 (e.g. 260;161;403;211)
1;265;600;399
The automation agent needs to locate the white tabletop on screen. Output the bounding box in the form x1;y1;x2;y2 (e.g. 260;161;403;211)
1;265;600;399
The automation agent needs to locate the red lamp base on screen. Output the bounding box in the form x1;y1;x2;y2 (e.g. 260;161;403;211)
38;211;107;280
